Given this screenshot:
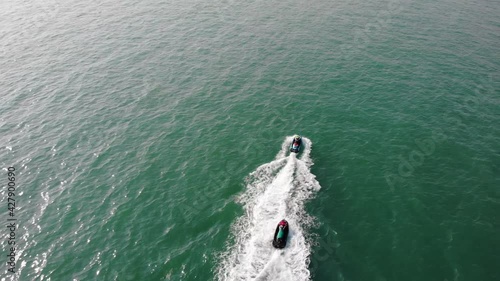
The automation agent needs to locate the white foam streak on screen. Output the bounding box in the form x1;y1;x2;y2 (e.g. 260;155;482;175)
217;137;320;281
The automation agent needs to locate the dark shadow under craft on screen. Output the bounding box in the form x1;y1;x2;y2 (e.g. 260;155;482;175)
272;219;289;249
290;135;302;153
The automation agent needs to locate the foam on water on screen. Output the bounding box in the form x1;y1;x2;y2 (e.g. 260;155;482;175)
217;136;321;281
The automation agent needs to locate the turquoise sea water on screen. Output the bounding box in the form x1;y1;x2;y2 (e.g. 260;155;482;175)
1;0;499;280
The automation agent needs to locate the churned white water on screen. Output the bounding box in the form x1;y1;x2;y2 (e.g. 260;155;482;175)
217;137;321;281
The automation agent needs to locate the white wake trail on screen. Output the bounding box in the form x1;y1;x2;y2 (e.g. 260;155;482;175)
217;137;321;281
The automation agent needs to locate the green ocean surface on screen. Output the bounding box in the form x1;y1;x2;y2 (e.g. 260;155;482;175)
0;0;499;280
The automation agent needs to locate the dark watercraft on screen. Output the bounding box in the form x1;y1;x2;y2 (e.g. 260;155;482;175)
272;219;289;249
290;135;302;153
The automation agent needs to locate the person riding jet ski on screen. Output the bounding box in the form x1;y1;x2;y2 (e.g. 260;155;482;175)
290;135;302;153
272;219;289;248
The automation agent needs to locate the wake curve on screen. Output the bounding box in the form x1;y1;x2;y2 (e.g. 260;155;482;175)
217;136;320;281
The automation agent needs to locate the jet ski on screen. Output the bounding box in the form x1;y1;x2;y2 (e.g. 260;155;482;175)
272;219;289;249
290;135;302;153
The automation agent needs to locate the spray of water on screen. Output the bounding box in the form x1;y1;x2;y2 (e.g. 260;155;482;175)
217;136;320;281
